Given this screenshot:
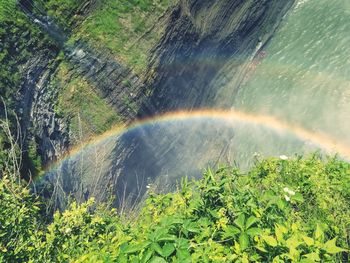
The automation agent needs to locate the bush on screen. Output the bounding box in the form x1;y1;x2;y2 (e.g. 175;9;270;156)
0;177;42;262
0;155;349;262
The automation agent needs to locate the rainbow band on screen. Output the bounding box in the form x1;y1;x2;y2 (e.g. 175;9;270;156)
43;109;350;178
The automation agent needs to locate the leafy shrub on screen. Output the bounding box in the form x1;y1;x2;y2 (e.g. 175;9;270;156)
0;155;349;262
0;177;42;262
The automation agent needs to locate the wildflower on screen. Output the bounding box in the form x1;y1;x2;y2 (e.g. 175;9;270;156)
284;195;291;202
146;184;151;189
288;189;295;196
280;155;289;160
283;187;296;196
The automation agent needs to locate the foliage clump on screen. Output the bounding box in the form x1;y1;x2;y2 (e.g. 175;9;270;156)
0;155;349;262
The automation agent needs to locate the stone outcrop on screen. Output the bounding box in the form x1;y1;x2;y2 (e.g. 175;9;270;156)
15;44;69;172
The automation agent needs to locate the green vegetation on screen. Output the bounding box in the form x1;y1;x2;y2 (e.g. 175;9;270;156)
52;62;122;142
1;155;349;262
73;0;172;73
43;0;87;29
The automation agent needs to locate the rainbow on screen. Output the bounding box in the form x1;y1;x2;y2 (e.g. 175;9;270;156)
42;109;350;178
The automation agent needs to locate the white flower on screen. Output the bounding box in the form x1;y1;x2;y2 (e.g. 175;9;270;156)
146;184;151;189
288;189;296;196
284;195;291;202
280;155;289;160
283;187;296;196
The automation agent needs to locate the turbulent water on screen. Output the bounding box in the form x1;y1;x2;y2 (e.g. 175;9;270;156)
234;0;350;147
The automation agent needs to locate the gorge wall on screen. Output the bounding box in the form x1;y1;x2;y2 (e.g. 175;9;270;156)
7;0;153;175
43;0;297;209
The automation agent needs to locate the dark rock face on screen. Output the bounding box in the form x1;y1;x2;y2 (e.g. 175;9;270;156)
16;48;70;171
143;0;295;114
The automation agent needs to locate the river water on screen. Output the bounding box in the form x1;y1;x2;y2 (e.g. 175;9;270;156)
234;0;350;147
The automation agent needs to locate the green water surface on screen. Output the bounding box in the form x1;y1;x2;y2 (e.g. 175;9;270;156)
234;0;350;146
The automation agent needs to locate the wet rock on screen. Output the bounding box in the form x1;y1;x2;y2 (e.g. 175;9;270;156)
15;48;70;169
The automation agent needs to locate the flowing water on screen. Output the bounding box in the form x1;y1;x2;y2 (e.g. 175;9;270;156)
234;0;350;146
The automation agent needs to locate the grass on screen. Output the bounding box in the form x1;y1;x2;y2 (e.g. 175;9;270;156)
72;0;173;74
53;62;122;143
0;154;349;262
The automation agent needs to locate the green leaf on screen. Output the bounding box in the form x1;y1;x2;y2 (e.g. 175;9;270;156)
141;249;153;263
246;216;258;229
303;252;320;261
242;254;249;263
250;253;262;261
152;243;164;256
256;246;267;252
175;238;190;250
302;236;314;246
315;224;324;242
286;236;302;249
183;220;200;233
246;227;262;237
292;192;304;203
153;228;168;242
262;235;278;247
165;217;183;226
176;248;191;261
209;209;219;219
239;233;250;251
323;238;347;254
162;243;175;258
123;242;149;254
234;214;246;230
158;235;176;242
275;225;284;243
223;226;241;238
149;256;167;263
299;259;315;263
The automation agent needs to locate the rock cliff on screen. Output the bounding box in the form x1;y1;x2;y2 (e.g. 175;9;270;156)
13;1;150;172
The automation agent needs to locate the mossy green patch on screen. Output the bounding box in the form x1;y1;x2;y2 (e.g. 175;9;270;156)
73;0;173;74
44;0;87;29
54;62;122;143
